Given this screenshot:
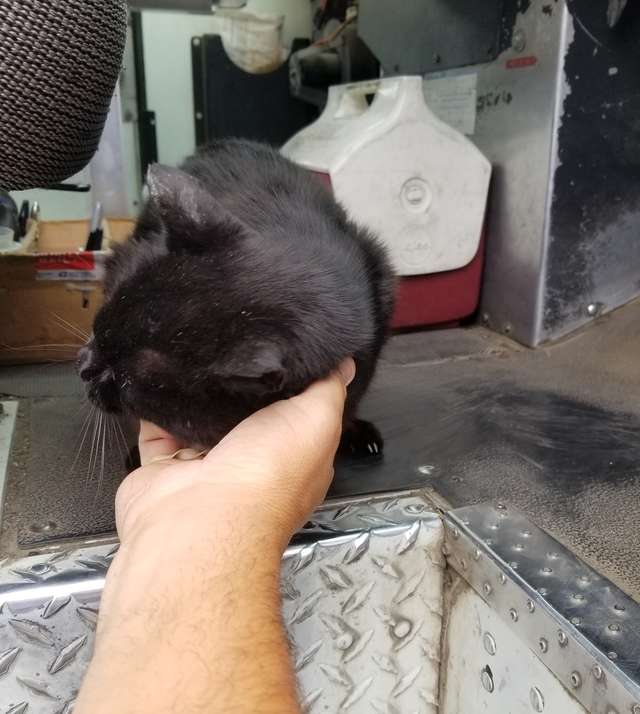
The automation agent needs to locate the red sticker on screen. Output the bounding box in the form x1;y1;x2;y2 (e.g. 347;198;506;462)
36;253;96;272
507;56;538;69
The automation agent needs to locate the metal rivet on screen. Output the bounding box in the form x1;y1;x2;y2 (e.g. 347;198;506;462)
486;538;494;546
462;518;470;526
570;672;582;688
547;552;560;560
541;566;553;574
513;28;527;53
608;623;621;633
592;664;603;680
571;617;582;626
490;523;500;530
483;632;497;656
474;548;482;561
527;599;535;613
510;562;519;570
418;464;434;475
614;603;626;612
514;543;524;551
558;630;568;646
481;666;494;693
483;583;493;596
497;503;506;510
499;573;507;585
522;530;532;538
579;575;589;583
587;303;598;316
539;637;548;653
538;587;549;597
608;651;618;660
530;686;545;712
509;608;519;622
573;593;585;602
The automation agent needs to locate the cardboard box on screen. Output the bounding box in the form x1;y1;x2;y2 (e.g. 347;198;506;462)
0;218;135;365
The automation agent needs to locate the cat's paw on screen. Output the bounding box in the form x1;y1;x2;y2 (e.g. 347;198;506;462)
338;419;384;463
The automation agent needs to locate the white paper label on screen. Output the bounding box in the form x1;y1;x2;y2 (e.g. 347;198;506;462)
424;73;478;135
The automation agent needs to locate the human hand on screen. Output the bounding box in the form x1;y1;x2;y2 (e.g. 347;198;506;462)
115;358;356;554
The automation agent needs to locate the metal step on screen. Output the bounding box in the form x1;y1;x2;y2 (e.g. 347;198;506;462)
1;492;639;713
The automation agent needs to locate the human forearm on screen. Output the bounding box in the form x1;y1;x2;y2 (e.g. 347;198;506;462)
75;515;300;714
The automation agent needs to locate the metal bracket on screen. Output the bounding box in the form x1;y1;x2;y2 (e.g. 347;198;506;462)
444;503;640;714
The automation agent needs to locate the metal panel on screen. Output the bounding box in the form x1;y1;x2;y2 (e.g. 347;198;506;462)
470;0;567;345
444;502;640;714
89;89;132;217
442;579;589;713
358;0;504;75
459;0;640;345
0;492;444;713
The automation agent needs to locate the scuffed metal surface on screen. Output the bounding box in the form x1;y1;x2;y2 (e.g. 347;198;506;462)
0;494;444;712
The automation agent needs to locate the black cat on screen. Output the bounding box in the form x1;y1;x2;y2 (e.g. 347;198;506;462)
78;139;395;460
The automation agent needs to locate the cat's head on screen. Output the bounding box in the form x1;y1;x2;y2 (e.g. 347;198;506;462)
78;164;321;447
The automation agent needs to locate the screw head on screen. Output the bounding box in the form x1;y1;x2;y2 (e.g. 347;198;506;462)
513;28;527;53
481;666;494;693
587;303;598;316
483;632;497;656
571;617;582;626
530;686;545;712
483;583;493;596
592;664;603;680
539;637;549;653
417;464;434;475
608;650;618;660
474;548;482;561
499;573;507;585
509;608;519;622
527;599;536;613
573;593;586;602
538;587;549;597
452;527;460;540
608;623;621;633
570;671;582;688
558;630;568;646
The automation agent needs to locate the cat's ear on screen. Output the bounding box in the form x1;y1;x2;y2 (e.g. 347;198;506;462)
145;164;245;254
214;342;285;393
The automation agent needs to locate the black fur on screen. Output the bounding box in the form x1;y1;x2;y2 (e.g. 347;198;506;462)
79;139;395;457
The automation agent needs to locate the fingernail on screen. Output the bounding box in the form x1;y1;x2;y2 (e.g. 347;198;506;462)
338;358;356;386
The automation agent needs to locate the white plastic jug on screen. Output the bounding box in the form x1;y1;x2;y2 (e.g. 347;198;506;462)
282;76;491;278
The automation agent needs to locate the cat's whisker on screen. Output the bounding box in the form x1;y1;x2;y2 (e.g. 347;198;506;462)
86;411;101;486
51;313;90;342
71;405;96;475
98;412;107;495
109;416;127;461
0;343;81;351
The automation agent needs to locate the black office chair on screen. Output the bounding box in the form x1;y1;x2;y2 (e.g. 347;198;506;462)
0;0;128;191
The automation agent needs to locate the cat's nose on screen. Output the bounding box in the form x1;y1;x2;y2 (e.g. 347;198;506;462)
77;343;99;382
